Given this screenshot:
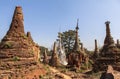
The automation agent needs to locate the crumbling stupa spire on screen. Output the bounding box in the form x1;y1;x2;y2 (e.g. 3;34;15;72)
7;6;25;36
49;42;60;67
95;39;98;52
105;21;111;37
92;39;99;61
27;32;33;41
53;42;57;54
117;39;119;46
104;21;114;45
73;19;81;52
81;43;84;51
43;49;48;64
93;39;99;59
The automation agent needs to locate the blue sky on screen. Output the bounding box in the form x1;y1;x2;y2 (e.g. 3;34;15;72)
0;0;120;50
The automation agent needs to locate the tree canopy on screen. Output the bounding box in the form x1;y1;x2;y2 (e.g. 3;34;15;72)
58;29;81;54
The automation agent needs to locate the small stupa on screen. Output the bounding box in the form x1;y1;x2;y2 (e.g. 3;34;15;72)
49;42;60;67
92;39;99;60
43;49;48;64
116;39;120;48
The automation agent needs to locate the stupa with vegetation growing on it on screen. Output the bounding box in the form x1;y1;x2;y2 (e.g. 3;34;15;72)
93;21;120;72
0;6;40;69
49;42;61;67
67;19;88;69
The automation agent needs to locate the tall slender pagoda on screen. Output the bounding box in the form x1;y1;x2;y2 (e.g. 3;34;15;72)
104;21;114;46
73;19;81;52
68;19;87;69
100;21;118;57
92;39;99;60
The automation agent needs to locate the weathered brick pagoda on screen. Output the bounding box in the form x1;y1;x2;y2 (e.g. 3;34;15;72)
43;49;48;64
93;21;120;72
68;20;87;69
92;39;99;60
0;6;40;69
49;42;60;67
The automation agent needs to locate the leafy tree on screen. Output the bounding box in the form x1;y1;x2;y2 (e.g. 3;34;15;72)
40;46;51;56
58;30;81;54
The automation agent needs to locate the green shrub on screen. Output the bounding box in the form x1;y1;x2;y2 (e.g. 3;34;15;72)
4;42;12;48
30;50;34;55
21;34;27;39
12;56;20;61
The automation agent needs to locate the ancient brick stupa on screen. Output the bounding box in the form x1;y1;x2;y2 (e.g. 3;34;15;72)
92;39;99;60
49;42;60;67
101;21;116;55
43;49;48;64
93;21;120;72
68;19;87;69
0;6;40;68
116;39;120;48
